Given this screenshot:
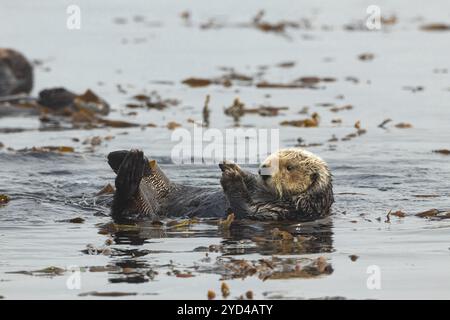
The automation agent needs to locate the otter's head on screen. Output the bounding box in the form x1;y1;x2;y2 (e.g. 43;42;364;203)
258;148;331;198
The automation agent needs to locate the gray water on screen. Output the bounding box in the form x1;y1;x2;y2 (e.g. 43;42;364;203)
0;0;449;299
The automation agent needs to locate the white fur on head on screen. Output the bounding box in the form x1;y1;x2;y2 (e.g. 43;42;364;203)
259;147;331;197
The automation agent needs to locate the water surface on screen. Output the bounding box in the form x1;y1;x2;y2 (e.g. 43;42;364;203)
1;0;449;299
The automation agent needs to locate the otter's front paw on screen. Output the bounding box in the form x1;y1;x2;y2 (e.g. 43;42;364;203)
220;162;246;192
219;161;245;175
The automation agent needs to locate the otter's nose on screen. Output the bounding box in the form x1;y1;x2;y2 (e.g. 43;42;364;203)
259;164;271;181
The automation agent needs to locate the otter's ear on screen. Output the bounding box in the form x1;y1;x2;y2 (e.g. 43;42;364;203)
149;160;157;169
108;150;130;173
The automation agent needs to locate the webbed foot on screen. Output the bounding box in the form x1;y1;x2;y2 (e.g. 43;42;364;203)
107;150;129;173
111;149;146;220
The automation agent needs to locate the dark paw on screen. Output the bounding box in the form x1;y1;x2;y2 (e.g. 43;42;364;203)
220;162;245;192
219;161;244;174
114;149;146;199
108;150;129;173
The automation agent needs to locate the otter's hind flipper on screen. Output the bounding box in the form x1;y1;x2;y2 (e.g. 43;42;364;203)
108;150;129;174
110;150;167;221
111;150;146;221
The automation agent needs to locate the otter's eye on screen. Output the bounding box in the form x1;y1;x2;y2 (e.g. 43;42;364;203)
311;172;319;182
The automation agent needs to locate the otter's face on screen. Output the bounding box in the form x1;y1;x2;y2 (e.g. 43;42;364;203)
258;148;330;197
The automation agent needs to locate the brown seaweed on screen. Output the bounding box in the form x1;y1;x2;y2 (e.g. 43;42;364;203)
280;113;319;127
433;149;450;155
420;23;450;31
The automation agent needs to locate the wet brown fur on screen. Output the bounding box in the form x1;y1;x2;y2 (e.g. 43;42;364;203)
109;148;333;222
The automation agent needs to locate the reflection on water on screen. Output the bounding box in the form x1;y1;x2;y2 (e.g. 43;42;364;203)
0;146;449;298
92;217;334;284
2;0;450;299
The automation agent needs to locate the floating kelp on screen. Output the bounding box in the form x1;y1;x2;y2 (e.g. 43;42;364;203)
224;98;288;123
395;122;413;129
221;282;230;298
182;78;212;87
256;81;312;89
245;290;254;300
96;118;140;128
88;265;121;273
224;98;245;125
7;266;65;277
276;61;296;68
329;105;353;112
378;118;392;129
182;70;254;88
0;194;10;204
207;290;216;300
358;53;374;61
74;89;110;115
420;23;450;31
213;255;332;281
331;119;342;125
79;291;138;297
413;194;439;198
402;86;423;93
179;10;191;25
193;9;311;39
349;255;359;262
57;217;85;224
174;272;195;278
249;10;313;39
166;121;181;130
415;209;450;219
387;210;406;219
182;64;335;91
382;15;397;25
244;105;289;116
17;146;74;153
129;91;180;110
433;149;450;155
385;209;450;220
297;76;336;84
81;135;115;150
280;112;320;127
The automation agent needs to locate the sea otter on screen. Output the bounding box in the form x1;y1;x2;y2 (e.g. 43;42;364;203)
107;148;333;222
